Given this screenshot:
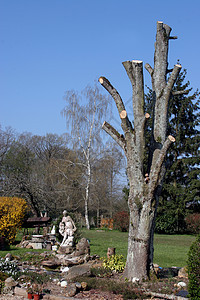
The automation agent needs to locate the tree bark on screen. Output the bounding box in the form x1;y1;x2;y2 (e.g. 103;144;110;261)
99;21;180;280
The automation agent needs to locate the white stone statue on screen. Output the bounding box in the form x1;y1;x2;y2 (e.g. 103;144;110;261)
59;210;77;247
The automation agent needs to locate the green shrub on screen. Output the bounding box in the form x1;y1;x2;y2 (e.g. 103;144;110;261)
102;254;126;273
187;235;200;299
113;211;129;232
185;214;200;234
155;213;186;234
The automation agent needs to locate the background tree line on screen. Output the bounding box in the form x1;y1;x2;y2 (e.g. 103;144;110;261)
145;69;200;234
0;84;127;226
0;71;199;233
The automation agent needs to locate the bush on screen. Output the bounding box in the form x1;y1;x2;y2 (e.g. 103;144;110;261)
0;197;27;244
155;214;177;234
113;211;129;232
185;213;200;234
187;235;200;299
155;212;186;234
102;254;126;273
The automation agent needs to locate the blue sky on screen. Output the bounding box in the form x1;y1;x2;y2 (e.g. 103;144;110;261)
1;0;200;136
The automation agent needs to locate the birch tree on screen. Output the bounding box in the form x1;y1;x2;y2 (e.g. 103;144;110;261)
62;84;110;229
99;21;185;280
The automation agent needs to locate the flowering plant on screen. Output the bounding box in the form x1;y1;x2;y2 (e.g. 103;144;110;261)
0;258;19;277
0;197;27;244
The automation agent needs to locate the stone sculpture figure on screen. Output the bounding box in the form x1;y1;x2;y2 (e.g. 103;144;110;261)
59;210;76;247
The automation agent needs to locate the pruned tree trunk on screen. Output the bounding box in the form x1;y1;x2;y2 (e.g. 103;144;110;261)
99;21;181;280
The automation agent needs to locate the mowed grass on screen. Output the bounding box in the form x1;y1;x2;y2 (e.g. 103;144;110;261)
153;234;196;267
0;229;196;268
82;229;196;268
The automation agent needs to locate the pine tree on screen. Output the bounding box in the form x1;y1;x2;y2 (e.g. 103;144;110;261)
147;69;200;233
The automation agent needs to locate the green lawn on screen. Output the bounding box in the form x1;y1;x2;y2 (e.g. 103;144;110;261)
0;229;196;268
82;229;196;268
153;234;196;267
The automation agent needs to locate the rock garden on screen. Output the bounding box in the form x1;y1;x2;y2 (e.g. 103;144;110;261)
0;210;194;299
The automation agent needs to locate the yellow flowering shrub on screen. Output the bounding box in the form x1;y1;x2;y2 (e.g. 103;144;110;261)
0;197;27;244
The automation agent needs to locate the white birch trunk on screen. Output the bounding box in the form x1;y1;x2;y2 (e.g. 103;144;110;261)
85;158;91;230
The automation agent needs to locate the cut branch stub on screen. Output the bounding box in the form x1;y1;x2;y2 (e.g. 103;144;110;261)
120;110;127;119
169;36;178;40
168;135;176;142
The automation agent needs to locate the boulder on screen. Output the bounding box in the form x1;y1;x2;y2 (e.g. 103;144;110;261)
57;246;74;254
178;267;188;278
4;277;17;287
14;286;27;297
60;280;68;287
73;238;90;256
177;281;187;288
42;259;61;269
5;253;13;261
64;264;91;280
65;283;77;297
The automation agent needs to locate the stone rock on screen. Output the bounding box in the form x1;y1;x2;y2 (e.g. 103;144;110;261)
61;266;69;273
84;254;90;262
5;253;13;261
177;281;187;288
178;267;188;278
18;240;30;248
2;286;14;295
4;277;17;287
26;244;33;249
65;264;91;280
132;277;140;284
65;283;77;297
73;238;90;256
14;286;27;297
60;280;68;287
75;282;82;290
42;259;61;269
57;246;74;254
55;254;82;266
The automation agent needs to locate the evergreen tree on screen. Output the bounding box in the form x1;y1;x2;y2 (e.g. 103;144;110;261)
145;69;200;233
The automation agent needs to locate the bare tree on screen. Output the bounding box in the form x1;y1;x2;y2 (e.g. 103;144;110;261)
99;22;184;280
0;126;15;164
62;84;110;229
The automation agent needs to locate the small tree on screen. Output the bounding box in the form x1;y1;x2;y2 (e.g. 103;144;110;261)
0;197;27;244
99;21;184;280
62;84;110;229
